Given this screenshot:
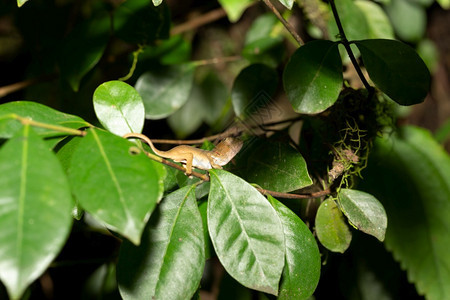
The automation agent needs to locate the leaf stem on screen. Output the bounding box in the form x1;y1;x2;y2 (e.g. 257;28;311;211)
262;0;304;46
192;55;242;67
16;115;87;136
328;0;374;97
119;45;144;81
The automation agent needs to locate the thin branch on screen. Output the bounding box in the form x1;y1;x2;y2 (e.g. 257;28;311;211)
328;0;374;98
257;187;331;199
192;55;242;67
171;7;228;36
0;74;56;99
262;0;304;46
151;116;303;145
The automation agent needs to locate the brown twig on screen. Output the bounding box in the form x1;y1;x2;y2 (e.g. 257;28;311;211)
0;74;56;99
257;187;331;199
262;0;304;46
171;7;228;36
151;116;303;145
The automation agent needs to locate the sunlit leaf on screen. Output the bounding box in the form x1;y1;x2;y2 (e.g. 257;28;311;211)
283;40;342;114
384;0;426;42
327;0;370;41
68;128;164;245
231;64;278;119
135;64;195;119
278;0;294;9
208;170;285;295
355;0;394;39
338;189;387;242
315;198;352;253
93;81;145;136
218;0;254;22
152;0;163;6
0;126;72;299
17;0;28;7
268;196;320;300
360;126;450;300
59;13;110;91
355;39;430;105
117;185;204;300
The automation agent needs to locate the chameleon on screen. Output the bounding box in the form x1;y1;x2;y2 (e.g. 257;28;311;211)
123;133;243;175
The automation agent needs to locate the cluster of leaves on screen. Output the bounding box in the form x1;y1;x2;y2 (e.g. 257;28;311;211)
0;0;449;299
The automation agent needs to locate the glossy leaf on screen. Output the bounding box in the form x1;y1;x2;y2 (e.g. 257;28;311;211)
360;126;450;300
117;185;204;300
0;101;89;139
208;170;285;295
278;0;294;9
0;126;72;299
385;0;426;42
231;64;278;119
68;128;164;245
355;0;394;39
338;189;387;242
93;81;145;136
135;64;195;119
283;40;343;114
355;39;430;105
152;0;163;6
268;196;320;300
218;0;254;22
315;198;352;253
59;13;110;91
236;138;313;192
113;0;170;44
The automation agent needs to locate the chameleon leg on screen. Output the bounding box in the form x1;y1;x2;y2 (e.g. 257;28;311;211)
184;153;193;175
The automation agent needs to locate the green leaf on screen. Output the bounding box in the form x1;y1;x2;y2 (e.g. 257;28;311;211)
117;185;204;300
152;0;163;6
113;0;170;44
384;0;426;42
437;0;450;9
167;85;206;139
236;138;313;192
218;0;254;22
0;125;72;299
327;0;370;41
68;128;164;245
17;0;28;7
338;189;387;241
93;81;145;136
355;0;394;39
278;0;294;9
231;64;278;119
59;13;110;91
208;170;285;295
0;101;89;139
245;13;278;45
355;39;431;105
360;126;450;300
268;196;320;300
283;40;343;114
135;64;195;119
242;36;285;68
315;198;352;253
